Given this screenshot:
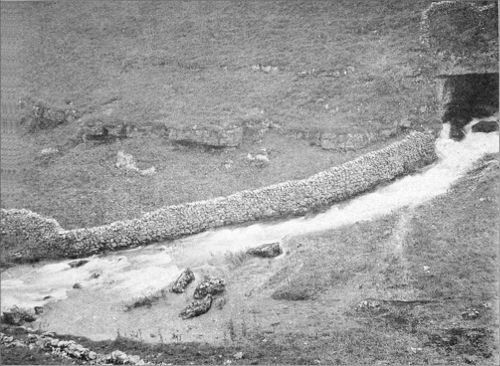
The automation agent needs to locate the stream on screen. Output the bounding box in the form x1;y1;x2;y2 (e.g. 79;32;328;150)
1;119;498;341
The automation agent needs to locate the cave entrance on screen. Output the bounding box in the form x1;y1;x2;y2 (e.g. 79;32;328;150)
436;72;499;139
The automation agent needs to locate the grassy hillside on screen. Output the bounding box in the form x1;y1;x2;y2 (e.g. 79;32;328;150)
1;0;442;228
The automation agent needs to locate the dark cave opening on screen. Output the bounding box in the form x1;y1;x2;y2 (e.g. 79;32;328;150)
438;73;499;140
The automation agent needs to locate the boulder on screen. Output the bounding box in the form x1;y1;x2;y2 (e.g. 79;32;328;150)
179;294;213;319
68;259;89;268
167;125;243;147
471;120;498;133
247;242;282;258
171;268;195;293
193;276;226;299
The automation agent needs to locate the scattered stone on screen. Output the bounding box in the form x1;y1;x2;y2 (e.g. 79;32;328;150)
246;148;270;167
193;277;226;299
180;294;213;319
116;151;156;176
471;121;498;133
233;351;244;360
171;268;195;293
89;273;100;279
167;124;243;148
247;242;282;258
251;64;278;73
461;308;480;320
355;299;385;314
139;166;156;176
68;259;89;268
40;147;60;156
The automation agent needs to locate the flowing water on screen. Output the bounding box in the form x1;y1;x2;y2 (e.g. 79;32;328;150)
1;119;498;341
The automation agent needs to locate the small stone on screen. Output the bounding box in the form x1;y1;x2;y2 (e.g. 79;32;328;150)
73;283;82;289
247;242;282;258
88;351;97;360
233;351;244;359
34;306;44;315
68;259;89;268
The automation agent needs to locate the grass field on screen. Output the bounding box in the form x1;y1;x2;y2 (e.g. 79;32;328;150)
1;0;441;228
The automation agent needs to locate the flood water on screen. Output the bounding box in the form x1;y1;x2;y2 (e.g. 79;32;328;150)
1;119;498;341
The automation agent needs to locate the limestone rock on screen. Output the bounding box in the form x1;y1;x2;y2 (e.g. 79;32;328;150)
180;294;213;319
471;120;498;133
247;148;270;167
168;125;243;147
19;97;81;132
74;112;129;144
116;151;156;176
1;306;36;325
171;268;195;293
247;242;282;258
193;277;226;299
320;132;376;151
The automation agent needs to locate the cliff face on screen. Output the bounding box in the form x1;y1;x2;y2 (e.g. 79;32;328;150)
1;132;437;263
421;1;498;76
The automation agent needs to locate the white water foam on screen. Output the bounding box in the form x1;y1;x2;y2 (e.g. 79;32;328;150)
1;120;498;312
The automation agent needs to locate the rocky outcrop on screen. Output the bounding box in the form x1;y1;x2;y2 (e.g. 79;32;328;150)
74;111;129;144
0;131;437;262
1;306;36;326
19;98;81;132
167;124;243;147
247;242;282;258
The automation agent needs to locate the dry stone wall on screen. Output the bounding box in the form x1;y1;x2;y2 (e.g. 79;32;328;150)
1;132;437;262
